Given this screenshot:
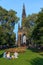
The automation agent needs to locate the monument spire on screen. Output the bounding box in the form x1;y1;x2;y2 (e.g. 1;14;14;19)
17;4;27;47
22;4;26;19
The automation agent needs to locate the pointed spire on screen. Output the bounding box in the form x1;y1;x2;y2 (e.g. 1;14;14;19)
22;3;26;18
23;3;25;10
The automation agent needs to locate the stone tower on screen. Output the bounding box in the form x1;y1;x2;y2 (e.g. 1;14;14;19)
22;4;26;35
17;24;22;46
17;4;26;47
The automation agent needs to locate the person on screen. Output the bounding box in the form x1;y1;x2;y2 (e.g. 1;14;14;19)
11;55;14;59
14;51;18;58
3;52;6;58
6;52;11;59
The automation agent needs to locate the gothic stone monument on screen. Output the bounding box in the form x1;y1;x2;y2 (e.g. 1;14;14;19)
17;4;27;47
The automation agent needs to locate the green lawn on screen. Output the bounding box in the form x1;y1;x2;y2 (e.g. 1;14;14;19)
0;49;43;65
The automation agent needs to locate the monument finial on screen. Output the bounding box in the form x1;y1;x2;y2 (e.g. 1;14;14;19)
22;3;26;18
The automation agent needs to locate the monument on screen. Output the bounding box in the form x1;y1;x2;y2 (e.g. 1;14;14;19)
17;4;27;47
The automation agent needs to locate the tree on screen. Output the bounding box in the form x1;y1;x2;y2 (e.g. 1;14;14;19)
32;9;43;48
0;6;19;48
22;14;38;39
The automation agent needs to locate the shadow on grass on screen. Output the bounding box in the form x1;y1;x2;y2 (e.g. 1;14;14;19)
28;47;41;53
0;53;3;58
30;57;43;65
40;54;43;56
28;47;43;57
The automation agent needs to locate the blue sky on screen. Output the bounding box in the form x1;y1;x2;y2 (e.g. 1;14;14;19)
0;0;43;40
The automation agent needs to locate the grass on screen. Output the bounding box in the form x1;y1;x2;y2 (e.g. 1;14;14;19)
0;49;43;65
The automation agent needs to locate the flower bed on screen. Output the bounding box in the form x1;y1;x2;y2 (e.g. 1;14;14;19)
5;47;26;53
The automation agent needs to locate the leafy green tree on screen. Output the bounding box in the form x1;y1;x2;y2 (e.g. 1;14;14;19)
0;6;19;48
22;14;38;40
32;9;43;48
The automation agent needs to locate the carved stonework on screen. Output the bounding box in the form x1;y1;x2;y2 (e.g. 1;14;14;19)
17;4;26;47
